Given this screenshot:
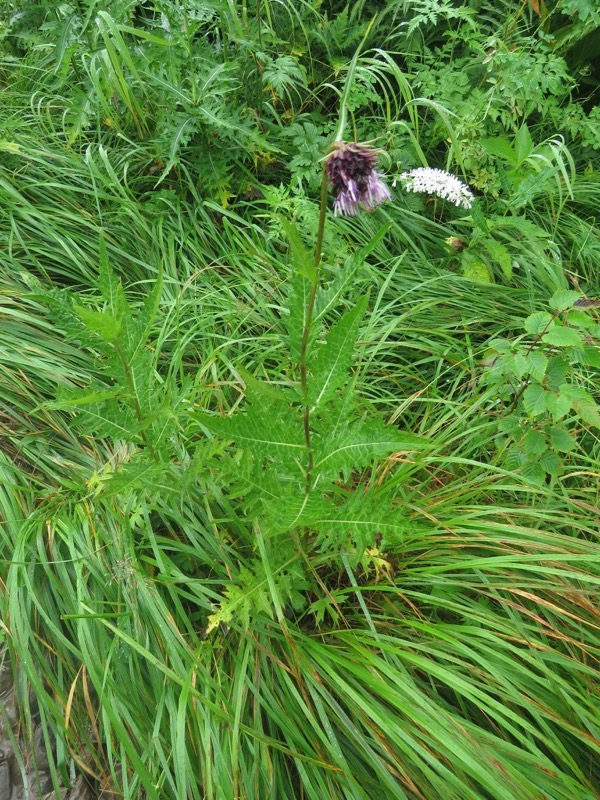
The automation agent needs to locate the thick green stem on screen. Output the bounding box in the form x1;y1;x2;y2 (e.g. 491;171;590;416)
300;168;329;491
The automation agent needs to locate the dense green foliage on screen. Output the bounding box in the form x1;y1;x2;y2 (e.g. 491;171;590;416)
0;1;599;798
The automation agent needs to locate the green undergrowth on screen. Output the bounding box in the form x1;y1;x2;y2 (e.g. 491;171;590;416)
0;1;599;798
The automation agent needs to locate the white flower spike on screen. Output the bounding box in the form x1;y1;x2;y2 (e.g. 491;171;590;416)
399;168;475;209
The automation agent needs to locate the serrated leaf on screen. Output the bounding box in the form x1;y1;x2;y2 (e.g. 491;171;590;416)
63;398;136;439
522;384;547;417
197;393;306;457
521;460;546;485
44;387;122;409
314;225;389;324
512;353;528;379
98;236;128;318
548;289;582;312
74;306;122;341
313;418;424;475
206;565;273;634
279;216;317;284
462;257;491;282
545;391;571;422
539;450;561;478
314;491;412;553
580;345;600;368
522;428;547;457
287;271;311;363
549;425;576;453
545;357;570;390
524;351;548;382
309;295;368;408
565;310;594;329
561;384;600;428
541;327;582;348
524;311;553;336
481;238;513;280
504;446;527;471
497;414;521;435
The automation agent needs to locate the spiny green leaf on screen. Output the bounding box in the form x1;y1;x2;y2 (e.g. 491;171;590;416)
74;306;122;342
287;271;312;363
481;238;513;281
197;392;306;457
279;216;317;284
309;295;368;409
462;257;491;282
314;418;425;476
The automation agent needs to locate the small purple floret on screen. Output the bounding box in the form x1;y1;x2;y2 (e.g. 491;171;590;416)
326;142;391;217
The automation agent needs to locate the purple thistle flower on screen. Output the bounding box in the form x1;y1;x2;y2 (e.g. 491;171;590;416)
325;142;391;217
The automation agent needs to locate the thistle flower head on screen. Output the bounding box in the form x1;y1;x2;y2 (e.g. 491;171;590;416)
399;167;474;209
325;141;391;217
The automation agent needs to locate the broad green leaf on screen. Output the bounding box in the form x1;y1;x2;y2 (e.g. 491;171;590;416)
522;384;547;417
512;353;529;379
524;311;554;336
514;124;534;164
522;428;547;457
541;327;583;348
309;295;369;409
580;345;600;368
497;414;521;435
545;392;572;422
522;460;546;485
524;351;548;382
462;257;491;282
548;289;582;312
504;445;526;471
481;137;518;165
561;384;600;427
539;450;561;478
74;306;122;342
566;310;594;328
545;356;570;389
549;426;576;453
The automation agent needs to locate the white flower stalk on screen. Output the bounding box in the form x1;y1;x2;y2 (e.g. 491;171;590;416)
399;168;475;209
